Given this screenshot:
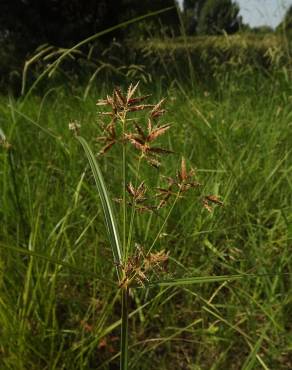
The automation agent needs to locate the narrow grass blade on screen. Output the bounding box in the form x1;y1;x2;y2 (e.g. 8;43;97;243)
76;136;123;280
22;6;175;100
8;105;60;140
21;45;54;96
241;323;270;370
144;273;291;288
145;275;246;288
0;243;113;283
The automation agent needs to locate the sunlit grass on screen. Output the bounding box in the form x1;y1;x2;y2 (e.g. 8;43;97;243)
0;72;291;369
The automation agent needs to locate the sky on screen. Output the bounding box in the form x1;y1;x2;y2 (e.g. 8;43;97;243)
178;0;292;28
237;0;292;28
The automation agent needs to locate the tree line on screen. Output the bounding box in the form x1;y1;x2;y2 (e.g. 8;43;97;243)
1;0;291;52
0;1;251;49
0;0;291;90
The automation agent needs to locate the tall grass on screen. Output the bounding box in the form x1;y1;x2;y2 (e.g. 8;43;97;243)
1;10;292;366
0;65;291;369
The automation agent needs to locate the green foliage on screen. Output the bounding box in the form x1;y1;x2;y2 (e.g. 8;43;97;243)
197;0;241;35
0;68;292;368
182;0;242;35
277;5;292;35
120;0;179;38
251;25;274;34
132;34;289;85
182;0;205;34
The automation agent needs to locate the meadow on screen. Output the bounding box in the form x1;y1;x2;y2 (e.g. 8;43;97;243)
0;40;292;369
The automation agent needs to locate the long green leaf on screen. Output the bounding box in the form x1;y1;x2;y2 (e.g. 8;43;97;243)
8;105;60;140
145;275;245;288
242;323;270;370
76;136;123;281
144;273;291;288
0;243;114;284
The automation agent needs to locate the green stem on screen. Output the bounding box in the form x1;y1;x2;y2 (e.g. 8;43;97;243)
126;157;142;256
120;287;129;370
122;142;127;258
148;191;181;255
122;115;127;261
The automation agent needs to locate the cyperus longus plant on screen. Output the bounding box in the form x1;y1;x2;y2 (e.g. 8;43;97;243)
69;82;222;370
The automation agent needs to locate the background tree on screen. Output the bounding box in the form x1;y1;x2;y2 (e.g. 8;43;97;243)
0;0;178;50
0;0;179;89
276;5;292;35
197;0;241;35
120;0;180;39
252;25;273;34
182;0;205;34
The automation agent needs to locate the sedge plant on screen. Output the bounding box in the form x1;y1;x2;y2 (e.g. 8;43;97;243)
70;82;223;369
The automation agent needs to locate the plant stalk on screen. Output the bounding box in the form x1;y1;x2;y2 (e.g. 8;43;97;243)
119;108;130;261
120;287;129;370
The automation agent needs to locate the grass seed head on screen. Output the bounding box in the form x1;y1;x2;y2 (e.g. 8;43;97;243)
203;195;224;212
126;81;140;102
68;121;81;136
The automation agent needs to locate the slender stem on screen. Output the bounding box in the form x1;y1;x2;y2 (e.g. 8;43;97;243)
147;191;181;255
121;113;127;261
120;287;129;370
126;157;142;256
121;113;129;370
122;143;127;257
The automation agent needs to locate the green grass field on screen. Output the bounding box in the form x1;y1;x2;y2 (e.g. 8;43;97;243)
0;68;292;369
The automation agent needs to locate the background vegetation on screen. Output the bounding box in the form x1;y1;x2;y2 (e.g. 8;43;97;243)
0;1;292;369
